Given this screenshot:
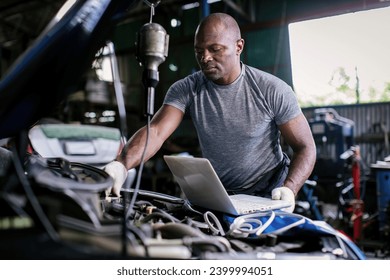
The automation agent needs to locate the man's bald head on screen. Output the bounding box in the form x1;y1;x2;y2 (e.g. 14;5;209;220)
195;13;241;41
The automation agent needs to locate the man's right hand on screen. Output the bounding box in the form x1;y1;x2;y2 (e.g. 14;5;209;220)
103;161;128;198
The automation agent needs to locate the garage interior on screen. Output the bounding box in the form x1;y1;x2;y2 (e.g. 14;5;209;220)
0;0;389;260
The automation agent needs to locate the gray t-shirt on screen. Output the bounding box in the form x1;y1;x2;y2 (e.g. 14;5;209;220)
163;64;301;192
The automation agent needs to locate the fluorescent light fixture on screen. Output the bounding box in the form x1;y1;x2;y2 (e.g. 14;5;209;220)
55;0;77;21
182;0;221;10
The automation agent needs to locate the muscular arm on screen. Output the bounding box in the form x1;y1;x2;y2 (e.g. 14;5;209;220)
278;113;316;196
116;104;184;170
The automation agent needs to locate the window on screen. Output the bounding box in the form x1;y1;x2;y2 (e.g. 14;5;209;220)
289;7;390;107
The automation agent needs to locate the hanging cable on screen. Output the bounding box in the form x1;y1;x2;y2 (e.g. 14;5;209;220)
121;115;150;258
126;115;151;221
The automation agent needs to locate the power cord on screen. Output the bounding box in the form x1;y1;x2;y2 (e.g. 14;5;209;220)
203;211;226;236
121;114;151;258
125;115;151;220
226;211;277;238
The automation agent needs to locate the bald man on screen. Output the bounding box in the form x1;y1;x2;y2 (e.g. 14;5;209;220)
104;13;316;213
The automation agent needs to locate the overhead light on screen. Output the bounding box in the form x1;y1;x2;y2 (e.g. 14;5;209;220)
169;63;178;72
84;112;97;118
170;18;181;28
102;110;116;117
182;0;221;10
182;2;199;10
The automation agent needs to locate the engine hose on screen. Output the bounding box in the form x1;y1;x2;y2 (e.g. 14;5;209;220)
182;236;227;253
140;211;179;224
153;223;230;253
153;222;207;239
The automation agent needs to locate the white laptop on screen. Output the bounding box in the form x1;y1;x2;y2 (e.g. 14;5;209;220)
163;155;292;216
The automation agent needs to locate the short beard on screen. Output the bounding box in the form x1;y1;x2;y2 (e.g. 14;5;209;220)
202;70;222;82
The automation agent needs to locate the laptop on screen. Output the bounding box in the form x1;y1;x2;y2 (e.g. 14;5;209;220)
163;155;292;216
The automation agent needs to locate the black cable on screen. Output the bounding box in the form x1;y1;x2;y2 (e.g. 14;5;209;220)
126;115;151;219
121;114;151;258
126;221;150;258
135;200;154;207
153;208;181;222
140;211;179;224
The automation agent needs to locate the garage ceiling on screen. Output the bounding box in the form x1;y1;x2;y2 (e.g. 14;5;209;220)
0;0;246;70
0;0;66;49
1;0;390;72
0;0;250;52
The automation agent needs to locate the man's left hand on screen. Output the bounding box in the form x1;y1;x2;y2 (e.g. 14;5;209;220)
271;186;295;213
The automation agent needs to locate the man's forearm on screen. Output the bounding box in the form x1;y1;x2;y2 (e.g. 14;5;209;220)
283;148;316;196
117;125;164;170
